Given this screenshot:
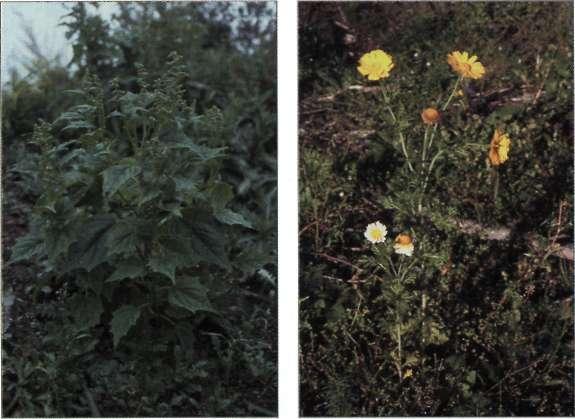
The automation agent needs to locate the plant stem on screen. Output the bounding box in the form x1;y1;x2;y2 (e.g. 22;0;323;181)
442;76;463;112
417;77;461;212
422;125;430;167
387;256;398;277
399;131;415;173
422;76;460;174
397;322;403;384
418;149;445;213
426;124;439;163
493;168;500;202
380;83;415;173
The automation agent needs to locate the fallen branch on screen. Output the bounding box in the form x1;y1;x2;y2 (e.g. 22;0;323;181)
316;252;364;273
316;85;380;103
452;218;573;261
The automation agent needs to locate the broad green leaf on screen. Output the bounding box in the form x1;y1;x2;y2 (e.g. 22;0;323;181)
119;91;153;119
106;219;141;257
168;277;215;314
147;243;198;282
66;215;116;272
168;139;226;161
70;294;103;331
185;218;230;268
107;259;145;282
45;227;73;262
111;305;141;347
137;187;162;207
62;120;96;131
215;208;253;229
102;162;142;197
172;175;198;195
63;89;86;96
209;182;233;211
159;122;225;161
10;233;45;263
159;202;183;219
148;254;177;283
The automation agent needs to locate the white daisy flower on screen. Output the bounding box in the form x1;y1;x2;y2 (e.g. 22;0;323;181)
364;221;387;244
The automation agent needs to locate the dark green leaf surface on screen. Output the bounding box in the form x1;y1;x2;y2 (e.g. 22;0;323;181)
168;277;215;314
111;305;141;347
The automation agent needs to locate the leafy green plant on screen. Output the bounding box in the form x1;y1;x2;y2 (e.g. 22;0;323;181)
10;51;271;387
5;54;275;413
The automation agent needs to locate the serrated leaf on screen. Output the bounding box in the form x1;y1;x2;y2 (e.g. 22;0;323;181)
173;176;198;195
107;259;145;282
169;138;226;161
215;208;253;229
10;233;45;263
62;120;96;131
111;305;141;347
168;277;216;314
102;162;142;197
66;215;116;272
159;122;225;161
106;219;141;257
148;254;177;283
209;182;234;211
70;294;103;331
186;219;229;268
45;227;73;262
63;89;86;96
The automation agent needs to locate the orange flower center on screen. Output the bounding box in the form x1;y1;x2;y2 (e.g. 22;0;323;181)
395;234;412;245
461;62;472;73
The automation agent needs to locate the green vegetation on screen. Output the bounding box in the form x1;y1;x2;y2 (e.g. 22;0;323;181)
299;3;573;416
3;3;276;416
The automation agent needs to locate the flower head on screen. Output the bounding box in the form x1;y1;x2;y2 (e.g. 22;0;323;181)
489;129;511;166
357;50;394;81
421;108;441;125
364;221;388;244
394;234;414;256
447;51;485;79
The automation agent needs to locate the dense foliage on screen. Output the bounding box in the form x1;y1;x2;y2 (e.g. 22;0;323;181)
299;3;573;416
3;3;276;416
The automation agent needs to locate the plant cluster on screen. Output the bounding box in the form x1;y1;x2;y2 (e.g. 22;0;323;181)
3;3;277;416
299;2;573;416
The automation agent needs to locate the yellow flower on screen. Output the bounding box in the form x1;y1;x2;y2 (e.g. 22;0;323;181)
364;221;388;244
403;369;413;379
489;129;511;166
447;51;486;79
394;234;414;256
357;50;394;81
421;108;441;125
